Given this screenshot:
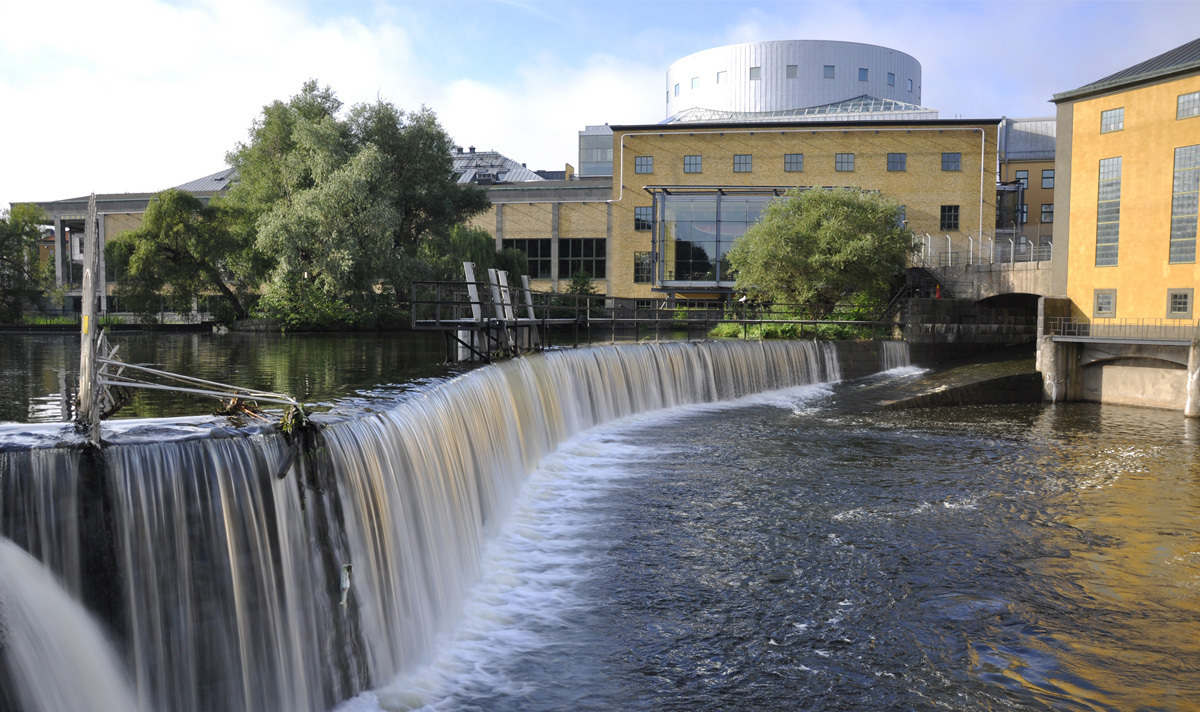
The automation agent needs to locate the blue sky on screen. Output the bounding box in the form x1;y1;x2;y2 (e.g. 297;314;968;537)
2;0;1199;210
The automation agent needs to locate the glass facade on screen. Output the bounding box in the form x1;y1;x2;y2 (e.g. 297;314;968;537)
1096;157;1122;266
657;193;774;286
579;133;613;176
1171;144;1199;263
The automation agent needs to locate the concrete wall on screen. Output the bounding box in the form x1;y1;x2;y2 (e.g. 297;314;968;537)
902;298;1037;345
940;261;1053;301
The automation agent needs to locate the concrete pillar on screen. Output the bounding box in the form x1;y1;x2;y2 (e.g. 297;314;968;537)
1186;340;1200;418
53;216;64;287
1040;335;1067;403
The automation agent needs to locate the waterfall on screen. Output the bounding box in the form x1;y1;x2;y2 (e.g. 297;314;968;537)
880;340;912;371
0;340;849;712
0;537;139;712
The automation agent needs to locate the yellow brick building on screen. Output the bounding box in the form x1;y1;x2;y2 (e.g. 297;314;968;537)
481;119;999;301
1051;39;1200;320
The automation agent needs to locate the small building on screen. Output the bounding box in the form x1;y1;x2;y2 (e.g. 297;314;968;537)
997;117;1056;251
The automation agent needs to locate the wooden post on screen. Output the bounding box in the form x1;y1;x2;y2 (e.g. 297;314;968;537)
76;194;100;444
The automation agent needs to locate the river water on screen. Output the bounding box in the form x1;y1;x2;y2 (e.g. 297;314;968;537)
1;335;1197;711
340;374;1200;712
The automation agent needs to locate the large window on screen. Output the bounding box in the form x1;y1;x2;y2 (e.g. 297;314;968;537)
633;252;653;283
1042;169;1055;189
1041;204;1054;223
1015;169;1028;189
835;153;855;171
634;206;653;231
1100;107;1124;133
887;153;907;171
1096;156;1122;266
559;238;606;279
684;155;703;173
942;152;961;171
733;154;752;173
579;133;613;176
503;239;551;279
940;205;960;231
657;193;772;284
1178;90;1200;120
784;153;804;172
635;155;653;174
1171;144;1199;263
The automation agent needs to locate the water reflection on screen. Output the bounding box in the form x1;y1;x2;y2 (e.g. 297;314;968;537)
0;331;453;423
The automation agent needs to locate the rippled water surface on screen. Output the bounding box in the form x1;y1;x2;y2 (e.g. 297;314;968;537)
344;373;1200;712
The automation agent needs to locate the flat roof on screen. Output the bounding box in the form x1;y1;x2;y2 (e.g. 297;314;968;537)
609;117;1002;132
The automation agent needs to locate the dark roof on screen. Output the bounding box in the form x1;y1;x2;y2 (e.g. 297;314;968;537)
1054;36;1200;103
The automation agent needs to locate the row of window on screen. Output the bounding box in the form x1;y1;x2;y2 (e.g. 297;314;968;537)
633;203;961;232
1093;288;1194;319
1097;91;1200;133
672;67;914;96
1013;169;1055;189
1093;144;1198;266
633;152;964;174
503;238;607;280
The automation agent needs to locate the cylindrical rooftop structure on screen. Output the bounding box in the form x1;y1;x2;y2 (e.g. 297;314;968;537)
665;40;922;119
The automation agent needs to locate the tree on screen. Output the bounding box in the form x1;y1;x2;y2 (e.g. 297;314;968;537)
106;189;265;322
725;188;914;316
0;204;52;322
419;224;527;282
223;81;491;328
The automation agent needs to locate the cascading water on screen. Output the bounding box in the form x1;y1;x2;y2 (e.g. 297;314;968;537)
0;339;874;712
880;340;911;371
0;537;138;712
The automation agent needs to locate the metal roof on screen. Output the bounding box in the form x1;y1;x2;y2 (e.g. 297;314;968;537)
1054;36;1200;103
999;118;1056;161
174;168;237;193
452;149;545;185
661;95;938;124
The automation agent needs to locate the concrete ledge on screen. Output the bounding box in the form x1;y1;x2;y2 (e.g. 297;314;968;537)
880;372;1043;410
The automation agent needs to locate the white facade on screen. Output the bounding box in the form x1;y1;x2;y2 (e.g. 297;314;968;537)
665;40;922;118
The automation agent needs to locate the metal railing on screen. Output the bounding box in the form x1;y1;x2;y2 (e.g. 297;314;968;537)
1046;316;1200;343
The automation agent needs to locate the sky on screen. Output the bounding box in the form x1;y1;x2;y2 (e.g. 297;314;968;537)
2;0;1199;211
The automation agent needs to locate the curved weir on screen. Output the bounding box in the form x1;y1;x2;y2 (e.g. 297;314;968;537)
0;340;898;712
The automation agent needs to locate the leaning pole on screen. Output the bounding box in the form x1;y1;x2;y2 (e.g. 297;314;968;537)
76;193;100;444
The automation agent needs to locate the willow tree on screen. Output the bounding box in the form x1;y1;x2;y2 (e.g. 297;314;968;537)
224;80;489;328
106;189;264;322
726;188;914;316
0;204;52;321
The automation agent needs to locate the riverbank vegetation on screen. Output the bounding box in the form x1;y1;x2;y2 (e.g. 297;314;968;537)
104;81;505;331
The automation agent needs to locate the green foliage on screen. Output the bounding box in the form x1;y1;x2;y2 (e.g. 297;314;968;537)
0;204;52;322
418;224;526;283
564;268;597;296
726;188;914;317
106;189;262;323
224;81;491;329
